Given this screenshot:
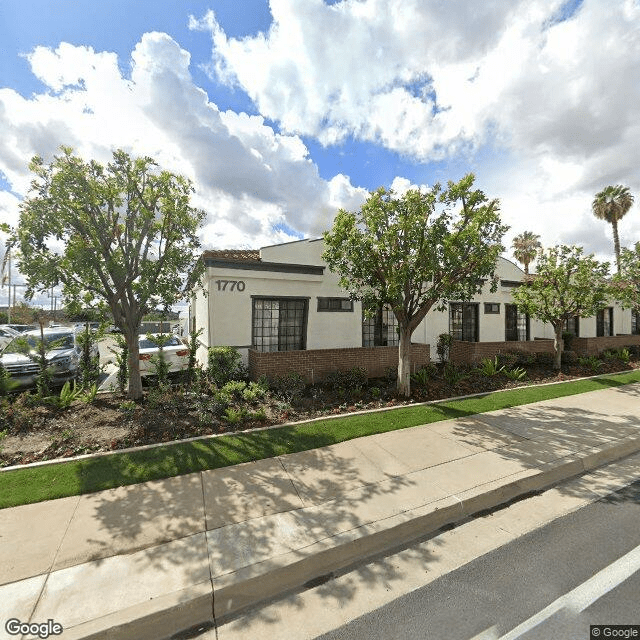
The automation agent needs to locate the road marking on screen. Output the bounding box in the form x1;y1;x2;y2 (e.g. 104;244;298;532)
470;542;640;640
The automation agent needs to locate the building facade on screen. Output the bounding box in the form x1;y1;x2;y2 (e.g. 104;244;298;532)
191;238;638;380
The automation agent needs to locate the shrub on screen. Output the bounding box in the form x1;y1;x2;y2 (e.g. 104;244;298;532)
578;355;603;372
187;327;204;386
250;407;267;421
82;383;98;404
437;333;453;363
324;367;368;398
196;392;231;422
75;326;102;389
207;346;247;386
626;344;640;358
384;366;397;383
561;350;578;365
269;372;306;403
1;393;37;431
221;380;248;399
411;364;437;388
223;407;248;424
212;387;233;407
603;348;630;363
109;334;129;393
147;343;172;388
534;352;554;367
503;366;528;381
0;364;19;396
496;352;518;369
119;399;137;413
475;356;504;377
443;362;467;385
42;381;84;409
242;381;268;403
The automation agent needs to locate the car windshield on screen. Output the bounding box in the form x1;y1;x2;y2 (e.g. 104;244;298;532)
3;333;75;353
139;336;181;349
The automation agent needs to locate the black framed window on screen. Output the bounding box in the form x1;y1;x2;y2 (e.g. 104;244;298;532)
317;297;353;312
450;302;479;342
484;303;500;314
596;307;614;337
362;305;398;347
565;316;580;337
252;298;308;352
505;304;530;341
632;310;640;335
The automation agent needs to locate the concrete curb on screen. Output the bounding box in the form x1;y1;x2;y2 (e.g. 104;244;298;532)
58;435;640;640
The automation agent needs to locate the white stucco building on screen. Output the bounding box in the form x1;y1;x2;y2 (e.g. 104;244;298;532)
191;238;638;378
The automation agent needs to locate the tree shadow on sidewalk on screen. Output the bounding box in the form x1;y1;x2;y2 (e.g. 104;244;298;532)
65;427;450;632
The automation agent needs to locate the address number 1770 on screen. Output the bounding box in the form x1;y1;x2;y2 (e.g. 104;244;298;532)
215;280;246;292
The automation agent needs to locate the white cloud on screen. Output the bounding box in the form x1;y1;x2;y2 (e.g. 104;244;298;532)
196;0;640;262
0;190;21;230
192;0;547;157
0;33;366;250
197;0;640;167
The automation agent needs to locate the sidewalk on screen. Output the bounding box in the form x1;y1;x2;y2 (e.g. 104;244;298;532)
2;383;640;640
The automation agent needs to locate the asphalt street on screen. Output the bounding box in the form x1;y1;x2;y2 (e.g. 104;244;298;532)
316;480;640;640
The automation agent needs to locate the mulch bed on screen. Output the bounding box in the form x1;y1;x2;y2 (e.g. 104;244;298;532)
1;359;637;468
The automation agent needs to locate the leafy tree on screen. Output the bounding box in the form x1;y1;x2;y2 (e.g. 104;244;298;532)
15;147;206;399
5;301;38;325
512;230;541;274
592;185;634;274
612;242;640;315
512;245;611;370
323;174;508;396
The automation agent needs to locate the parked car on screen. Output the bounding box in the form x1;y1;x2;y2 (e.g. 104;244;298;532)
138;334;190;376
0;325;19;350
74;322;101;333
3;324;37;333
0;327;99;390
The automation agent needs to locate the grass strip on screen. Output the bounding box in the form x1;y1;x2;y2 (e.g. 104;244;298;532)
1;369;639;509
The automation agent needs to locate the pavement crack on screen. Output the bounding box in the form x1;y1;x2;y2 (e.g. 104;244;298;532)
277;455;305;507
199;471;218;637
26;494;82;625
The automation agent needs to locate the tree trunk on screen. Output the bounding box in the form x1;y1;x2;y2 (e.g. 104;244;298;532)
612;219;621;274
553;325;564;371
125;327;143;400
397;326;412;397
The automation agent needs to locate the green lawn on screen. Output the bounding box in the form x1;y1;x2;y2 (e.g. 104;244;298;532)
1;369;639;509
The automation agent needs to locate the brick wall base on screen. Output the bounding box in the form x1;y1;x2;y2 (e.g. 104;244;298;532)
248;344;431;383
450;339;555;364
571;334;640;356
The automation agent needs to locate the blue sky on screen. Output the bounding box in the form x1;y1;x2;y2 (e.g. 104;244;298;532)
1;0;640;306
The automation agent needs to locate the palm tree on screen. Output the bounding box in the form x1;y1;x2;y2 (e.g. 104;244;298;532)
592;185;634;273
512;231;541;274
